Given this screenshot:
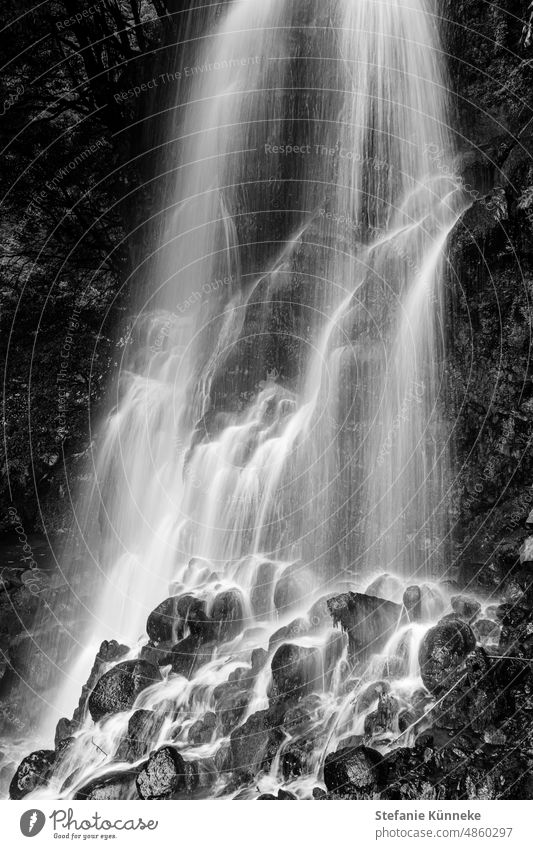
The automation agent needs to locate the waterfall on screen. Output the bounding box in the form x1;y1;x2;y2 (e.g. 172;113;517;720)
20;0;471;799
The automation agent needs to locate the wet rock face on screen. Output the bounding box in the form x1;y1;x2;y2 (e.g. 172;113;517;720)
170;635;214;678
327;592;403;659
136;746;186;799
250;560;278;617
403;585;422;621
269;642;320;703
230;708;284;778
324;745;385;796
210;589;245;641
273;562;314;613
418;618;476;695
9;749;55;799
115;709;164;763
365;573;404;604
88;659;161;722
146;597;180;644
74;769;140;800
188;712;216;746
451;595;481;622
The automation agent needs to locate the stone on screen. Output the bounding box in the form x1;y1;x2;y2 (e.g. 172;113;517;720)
170;635;214;678
251;647;268;673
54;717;79;748
146;597;180;644
230;708;284;778
136;746;186;799
210;589;246;641
327;592;403;659
474;618;500;639
268;617;309;650
9;749;55;799
418;618;476;694
88;659;161;721
115;709;164;762
365;573;404;603
250;560;278;617
213;681;250;735
451;595;482;622
269;642;320;702
188;712;216;746
273;562;314;613
324;745;385;796
74;769;140;800
364;693;399;738
403;586;422;621
519;536;533;564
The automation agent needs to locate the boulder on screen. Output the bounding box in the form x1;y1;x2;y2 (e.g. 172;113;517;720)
250;561;278;617
269;643;320;702
88;659;161;721
136;746;186;799
274;562;314;613
230;708;284;778
519;536;533;564
324;745;385;796
327;592;403;659
213;681;251;735
418;618;476;695
146;597;180;644
251;647;268;673
188;712;216;746
115;709;164;762
451;595;481;622
268;617;309;650
9;749;55;799
473;618;500;639
74;769;140;800
364;693;399;738
176;595;213;640
365;574;404;603
210;589;246;641
170;635;214;678
403;586;422;621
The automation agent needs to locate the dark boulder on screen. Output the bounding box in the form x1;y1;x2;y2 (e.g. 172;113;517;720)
213;681;251;735
88;659;161;721
273;562;314;613
451;595;481;622
136;746;186;799
210;589;246;641
9;749;55;799
170;635;214;678
474;618;500;639
324;745;385;796
364;693;399;739
403;586;422;621
268;617;309;650
230;708;284;778
327;592;403;659
115;709;164;762
251;647;268;673
418;618;476;695
176;595;213;640
74;769;140;800
250;561;278;618
146;597;187;644
269;642;320;702
55;717;79;748
365;573;403;603
188;712;216;746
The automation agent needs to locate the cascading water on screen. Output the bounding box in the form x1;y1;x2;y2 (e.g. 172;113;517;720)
18;0;478;799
